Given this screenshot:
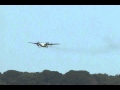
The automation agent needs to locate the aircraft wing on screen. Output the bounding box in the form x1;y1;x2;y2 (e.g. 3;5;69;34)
28;42;37;44
47;43;59;45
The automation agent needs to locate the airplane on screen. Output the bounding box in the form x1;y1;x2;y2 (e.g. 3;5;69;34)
28;42;59;48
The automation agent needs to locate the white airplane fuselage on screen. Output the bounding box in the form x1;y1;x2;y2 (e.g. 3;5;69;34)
39;42;48;47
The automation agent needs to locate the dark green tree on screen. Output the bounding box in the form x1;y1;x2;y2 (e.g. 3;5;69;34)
2;70;22;85
60;70;98;85
37;70;63;85
1;70;120;85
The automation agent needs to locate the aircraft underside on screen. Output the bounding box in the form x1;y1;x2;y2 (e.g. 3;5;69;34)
39;45;48;48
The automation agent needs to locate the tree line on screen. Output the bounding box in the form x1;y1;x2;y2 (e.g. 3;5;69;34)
0;70;120;85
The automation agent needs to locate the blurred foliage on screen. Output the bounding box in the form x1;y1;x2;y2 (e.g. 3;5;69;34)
0;70;120;85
